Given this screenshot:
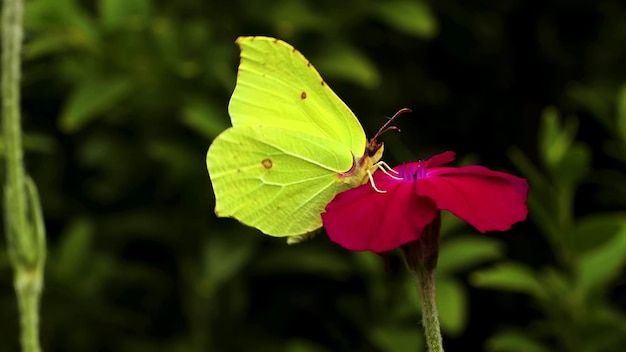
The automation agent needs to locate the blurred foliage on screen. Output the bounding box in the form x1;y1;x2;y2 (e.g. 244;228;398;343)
473;103;626;352
0;0;625;351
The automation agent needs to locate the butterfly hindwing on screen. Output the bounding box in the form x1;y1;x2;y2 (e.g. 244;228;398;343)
207;125;355;236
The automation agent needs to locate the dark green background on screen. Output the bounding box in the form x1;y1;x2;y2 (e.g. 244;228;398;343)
2;0;626;351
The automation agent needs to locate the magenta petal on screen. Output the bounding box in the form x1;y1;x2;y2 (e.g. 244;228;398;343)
322;175;438;253
424;151;456;168
415;166;528;232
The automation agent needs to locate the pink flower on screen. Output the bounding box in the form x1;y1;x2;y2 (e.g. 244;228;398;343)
321;151;528;253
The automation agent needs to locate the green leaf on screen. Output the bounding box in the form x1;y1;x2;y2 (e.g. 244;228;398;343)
351;250;386;277
354;252;391;310
99;0;151;30
538;107;563;166
526;192;560;243
266;1;330;34
576;225;626;295
253;245;352;279
486;330;551;352
471;262;546;300
0;250;10;270
566;82;612;129
617;83;626;143
200;233;257;298
181;100;229;139
374;0;438;39
59;76;133;133
436;277;467;336
437;236;504;274
371;325;425;352
537;108;585;181
552;143;591;186
53;218;94;281
314;45;381;88
398;275;421;318
439;210;467;236
508;147;561;239
0;133;58;155
508;147;550;196
25;0;100;51
147;141;199;183
285;339;329;352
23;35;72;59
570;212;626;254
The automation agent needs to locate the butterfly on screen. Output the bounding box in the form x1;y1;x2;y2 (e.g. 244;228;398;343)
207;36;405;242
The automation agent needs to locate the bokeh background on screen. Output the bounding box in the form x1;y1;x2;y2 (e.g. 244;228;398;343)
1;0;626;351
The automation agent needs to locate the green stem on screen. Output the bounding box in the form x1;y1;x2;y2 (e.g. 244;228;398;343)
15;267;43;352
414;266;444;352
2;0;26;238
2;0;45;351
401;212;444;352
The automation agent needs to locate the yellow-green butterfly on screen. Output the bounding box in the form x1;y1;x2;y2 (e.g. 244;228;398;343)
207;36;400;242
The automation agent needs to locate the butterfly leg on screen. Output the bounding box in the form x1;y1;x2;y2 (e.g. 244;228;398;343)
374;161;403;180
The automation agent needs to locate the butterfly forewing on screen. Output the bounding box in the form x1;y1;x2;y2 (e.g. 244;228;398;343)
228;36;367;159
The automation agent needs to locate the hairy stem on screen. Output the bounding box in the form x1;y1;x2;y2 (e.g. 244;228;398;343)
401;212;444;352
414;266;444;352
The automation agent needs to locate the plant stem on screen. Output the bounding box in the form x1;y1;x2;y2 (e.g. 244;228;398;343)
2;0;45;351
2;0;26;235
414;265;444;352
15;267;43;352
401;212;444;352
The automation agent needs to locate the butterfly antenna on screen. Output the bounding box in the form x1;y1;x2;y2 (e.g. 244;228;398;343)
371;108;412;142
366;108;411;157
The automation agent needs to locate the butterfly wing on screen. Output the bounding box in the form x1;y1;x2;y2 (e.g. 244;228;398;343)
207;125;355;236
229;36;367;157
207;36;380;237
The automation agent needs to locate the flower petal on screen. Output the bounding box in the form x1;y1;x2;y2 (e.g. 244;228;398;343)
424;151;456;168
416;165;528;232
322;174;438;253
